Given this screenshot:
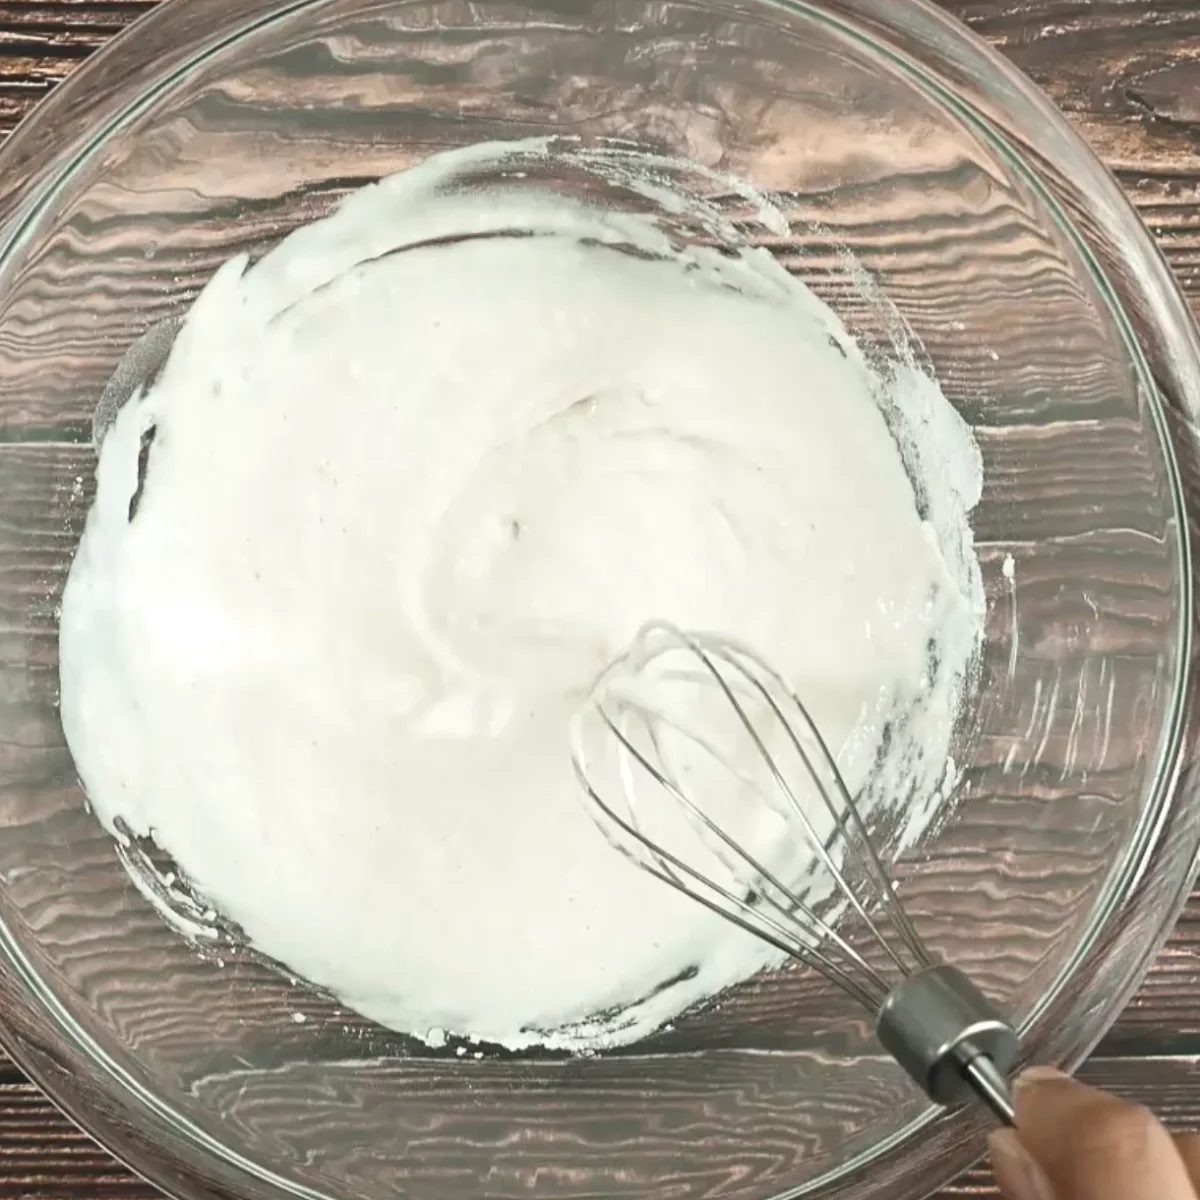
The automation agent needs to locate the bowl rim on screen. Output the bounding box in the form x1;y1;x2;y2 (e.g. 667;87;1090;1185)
0;1;1196;1199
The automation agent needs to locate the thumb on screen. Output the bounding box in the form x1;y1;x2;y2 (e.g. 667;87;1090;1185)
988;1067;1196;1200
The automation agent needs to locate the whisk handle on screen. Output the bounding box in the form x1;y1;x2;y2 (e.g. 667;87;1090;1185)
876;964;1019;1126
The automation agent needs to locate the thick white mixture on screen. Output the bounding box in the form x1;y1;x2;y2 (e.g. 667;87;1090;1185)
59;141;984;1050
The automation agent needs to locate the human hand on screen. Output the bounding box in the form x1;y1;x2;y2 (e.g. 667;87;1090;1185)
989;1067;1200;1199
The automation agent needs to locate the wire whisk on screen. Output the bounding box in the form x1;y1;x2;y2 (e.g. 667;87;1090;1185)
569;621;1019;1126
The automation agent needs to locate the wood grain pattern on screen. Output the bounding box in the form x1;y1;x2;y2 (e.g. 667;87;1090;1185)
0;1;1195;1198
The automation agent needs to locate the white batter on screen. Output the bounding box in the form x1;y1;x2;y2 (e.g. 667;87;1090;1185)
59;140;985;1050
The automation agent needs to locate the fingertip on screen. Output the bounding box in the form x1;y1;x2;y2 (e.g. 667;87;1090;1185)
1012;1064;1104;1127
1015;1065;1072;1088
1014;1064;1082;1099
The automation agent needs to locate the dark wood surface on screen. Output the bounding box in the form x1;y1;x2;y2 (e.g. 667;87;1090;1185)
0;0;1196;1197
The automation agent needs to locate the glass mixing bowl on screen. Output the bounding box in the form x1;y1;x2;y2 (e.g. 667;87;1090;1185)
0;0;1196;1198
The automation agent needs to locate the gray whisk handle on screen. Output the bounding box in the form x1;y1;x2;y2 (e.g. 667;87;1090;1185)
876;963;1019;1126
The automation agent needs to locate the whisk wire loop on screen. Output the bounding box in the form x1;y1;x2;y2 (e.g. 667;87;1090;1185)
696;630;933;974
624;694;894;990
569;621;1019;1126
666;626;927;977
584;705;892;1010
575;767;885;1010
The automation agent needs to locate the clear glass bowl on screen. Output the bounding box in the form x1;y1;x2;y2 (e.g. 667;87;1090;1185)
0;1;1196;1198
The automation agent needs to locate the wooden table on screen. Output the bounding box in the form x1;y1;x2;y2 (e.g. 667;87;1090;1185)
0;0;1196;1196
